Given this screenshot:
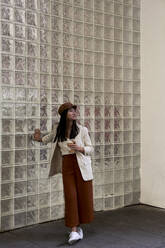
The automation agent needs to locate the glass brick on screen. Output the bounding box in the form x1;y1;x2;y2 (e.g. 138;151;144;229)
15;150;27;164
104;80;114;93
1;70;13;85
40;14;50;29
51;1;62;16
94;25;104;39
104;0;114;13
63;4;73;19
14;24;25;39
2;103;14;117
114;3;123;16
1;199;13;215
84;23;93;37
26;0;37;9
133;19;140;31
15;40;26;55
94;12;103;25
84;0;93;9
15;134;26;148
51;16;62;31
27;180;38;194
94;52;103;65
123;30;132;42
27;57;38;72
39;179;50;193
15;88;26;102
1;183;13;198
15;166;27;180
63;19;72;34
84;78;93;91
133;44;140;57
14;8;25;24
104;15;114;28
2;21;13;37
104;105;113;119
74;7;83;22
40;29;50;43
1;37;13;53
104;93;114;105
2;167;13;182
26;11;37;26
27;26;38;41
2;135;14;149
15;56;25;71
14;197;26;211
27;118;39;132
94;79;103;92
14;212;26;228
15;103;26;117
84;9;93;23
63;47;73;62
27;210;38;225
2;119;13;133
133;7;140;19
51;61;62;75
114;131;122;143
124;5;132;17
114;183;124;195
1;215;13;231
27;72;38;87
2;87;14;101
15;0;25;8
15;71;25;85
40;59;50;73
84;119;94;132
39;0;50;14
27;103;39;117
95;92;104;105
39;193;50;207
114;16;122;29
73;91;83;104
2;54;13;70
27;164;38;179
27;195;38;209
1;6;13;21
63;90;74;102
73;0;82;6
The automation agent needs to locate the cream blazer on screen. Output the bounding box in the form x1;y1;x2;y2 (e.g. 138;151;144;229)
41;124;94;181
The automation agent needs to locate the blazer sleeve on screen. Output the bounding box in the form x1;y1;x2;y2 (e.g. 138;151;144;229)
41;126;57;145
83;127;94;156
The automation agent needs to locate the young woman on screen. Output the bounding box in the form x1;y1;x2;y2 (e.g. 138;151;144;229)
33;102;94;245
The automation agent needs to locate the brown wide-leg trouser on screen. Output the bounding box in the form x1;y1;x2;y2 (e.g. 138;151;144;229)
62;153;94;228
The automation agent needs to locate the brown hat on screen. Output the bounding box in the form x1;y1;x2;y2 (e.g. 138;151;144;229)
58;102;77;115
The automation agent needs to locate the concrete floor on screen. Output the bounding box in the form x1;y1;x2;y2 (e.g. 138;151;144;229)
1;204;165;248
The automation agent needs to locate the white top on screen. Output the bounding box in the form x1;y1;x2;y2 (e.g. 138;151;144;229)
58;139;76;155
41;124;94;181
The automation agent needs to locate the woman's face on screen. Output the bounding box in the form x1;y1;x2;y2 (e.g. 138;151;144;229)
66;108;77;121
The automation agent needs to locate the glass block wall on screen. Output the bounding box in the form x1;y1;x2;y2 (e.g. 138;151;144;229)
0;0;141;231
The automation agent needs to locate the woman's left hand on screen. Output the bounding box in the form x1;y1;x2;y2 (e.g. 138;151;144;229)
68;143;84;154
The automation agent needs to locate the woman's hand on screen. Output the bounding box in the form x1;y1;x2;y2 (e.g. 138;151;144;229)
68;143;84;154
33;129;42;142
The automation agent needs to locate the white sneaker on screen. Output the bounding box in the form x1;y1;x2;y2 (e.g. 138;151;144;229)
68;231;81;245
77;227;83;239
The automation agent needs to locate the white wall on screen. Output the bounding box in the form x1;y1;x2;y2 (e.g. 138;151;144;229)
141;0;165;207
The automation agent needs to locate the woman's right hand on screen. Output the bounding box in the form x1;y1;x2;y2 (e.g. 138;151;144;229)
33;129;42;142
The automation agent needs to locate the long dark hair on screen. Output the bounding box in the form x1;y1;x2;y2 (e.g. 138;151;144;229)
54;109;79;142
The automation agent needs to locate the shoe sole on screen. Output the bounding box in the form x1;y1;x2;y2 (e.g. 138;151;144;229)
68;238;81;245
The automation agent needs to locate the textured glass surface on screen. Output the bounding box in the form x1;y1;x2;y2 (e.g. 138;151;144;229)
0;0;141;232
